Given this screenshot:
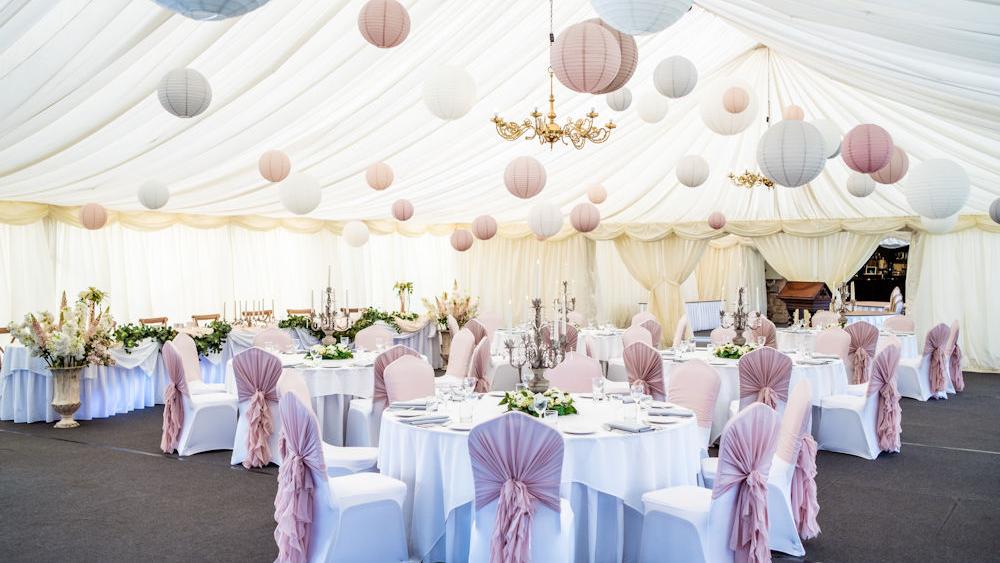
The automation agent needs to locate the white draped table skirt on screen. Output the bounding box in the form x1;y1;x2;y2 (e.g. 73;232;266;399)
776;329;918;359
684;300;722;332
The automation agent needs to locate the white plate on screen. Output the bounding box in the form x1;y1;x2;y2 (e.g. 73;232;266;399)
389;410;425;418
560;424;598;435
646;416;682;425
448;421;474;431
576;393;593;399
487;391;506;397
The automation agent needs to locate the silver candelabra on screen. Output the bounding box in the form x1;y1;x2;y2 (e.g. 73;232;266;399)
834;282;856;327
309;285;350;345
555;280;576;324
504;298;567;392
719;287;761;346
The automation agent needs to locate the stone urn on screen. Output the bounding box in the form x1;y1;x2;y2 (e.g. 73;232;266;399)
527;368;550;393
440;328;452;365
50;366;84;429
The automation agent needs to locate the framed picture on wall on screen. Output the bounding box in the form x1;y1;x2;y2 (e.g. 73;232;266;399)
864;266;877;275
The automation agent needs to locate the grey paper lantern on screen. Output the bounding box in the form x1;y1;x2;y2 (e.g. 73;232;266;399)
846;173;876;198
278;173;321;215
423;66;476;120
653;56;698;98
137;180;170;210
676;155;709;187
153;0;271;20
158;68;212;118
528;202;563;239
590;0;693;35
756;120;826;188
904;159;970;219
606;87;633;111
990;198;1000;225
811;119;842;159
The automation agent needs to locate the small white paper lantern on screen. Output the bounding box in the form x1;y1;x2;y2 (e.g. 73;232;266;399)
422;66;476;120
153;0;271;20
137;180;170;210
701;78;757;135
903;159;970;219
676;155;709;187
343;221;370;247
810;119;842;159
157;68;212;118
847;173;876;198
528;202;563;239
636;92;668;123
990;198;1000;225
590;0;694;35
921;214;958;235
279;173;321;215
606;87;632;111
755;120;826;188
653;56;698;98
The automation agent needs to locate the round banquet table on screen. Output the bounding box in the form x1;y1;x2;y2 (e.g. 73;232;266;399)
776;328;918;359
576;328;625;361
844;311;897;329
377;397;703;563
489;328;528;355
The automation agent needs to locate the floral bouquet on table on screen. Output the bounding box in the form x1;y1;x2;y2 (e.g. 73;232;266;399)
9;288;116;368
306;343;353;360
713;342;755;360
422;280;479;331
499;387;578;417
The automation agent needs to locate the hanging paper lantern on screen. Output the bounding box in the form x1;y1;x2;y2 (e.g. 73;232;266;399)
701;78;757;135
903;159;970;219
989;198;1000;225
870;146;909;185
847;173;876;198
79;203;108;230
137;180;170;210
357;0;410;48
782;105;804;120
722;86;749;114
550;22;621;94
279;173;321;215
157;68;211;118
570;203;601;233
653;56;697;98
365;162;394;191
676;155;709;187
841;124;894;173
585;19;638;95
756;120;826;188
810;119;842;159
472;215;498;240
504;156;546;199
606;87;632;111
344;221;370;247
587;183;607;204
708;211;726;230
921;214;958;235
528;202;563;239
391;199;413;221
153;0;271;20
636;92;669;123
422;66;476;120
590;0;694;35
258;150;291;183
451;229;474;252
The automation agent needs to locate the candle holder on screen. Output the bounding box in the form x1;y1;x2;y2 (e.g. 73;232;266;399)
719;287;761;346
834;282;855;327
310;285;351;345
504;298;566;392
554;280;576;324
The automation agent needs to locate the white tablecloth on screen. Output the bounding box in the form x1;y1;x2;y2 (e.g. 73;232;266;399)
490;328;528;355
776;329;918;359
377;398;703;562
576;329;624;362
845;312;896;329
684;300;722;332
393;322;442;369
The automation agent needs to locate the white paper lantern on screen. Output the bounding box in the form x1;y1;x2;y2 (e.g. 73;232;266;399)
606;87;632;111
676;155;709;187
921;214;958;235
847;173;876;198
903;159;970;219
590;0;693;35
755;120;826;188
701;78;757;135
810;119;842;159
990;198;1000;225
157;68;212;118
279;173;321;215
422;66;476;120
343;221;370;247
653;56;697;98
528;202;563;239
137;180;170;210
636;92;668;123
153;0;270;20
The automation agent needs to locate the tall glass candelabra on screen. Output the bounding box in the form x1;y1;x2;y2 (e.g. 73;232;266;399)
504;298;566;392
833;282;856;327
719;287;761;346
309;285;350;345
555;280;576;324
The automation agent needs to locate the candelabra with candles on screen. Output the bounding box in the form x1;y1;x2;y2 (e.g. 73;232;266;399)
833;282;856;327
309;285;350;345
504;298;567;392
719;287;761;346
555;280;576;324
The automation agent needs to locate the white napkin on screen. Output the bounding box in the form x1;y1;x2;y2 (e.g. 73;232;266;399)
401;414;450;425
390;398;430;409
647;407;694;417
812;353;840;359
607;421;655;433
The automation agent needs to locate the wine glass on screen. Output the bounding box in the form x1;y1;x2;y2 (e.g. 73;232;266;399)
756;335;766;348
520;368;533;389
462;376;476;398
629;382;644;422
532;393;549;415
591;376;606;402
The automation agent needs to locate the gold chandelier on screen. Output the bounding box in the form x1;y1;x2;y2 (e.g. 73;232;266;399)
728;170;775;189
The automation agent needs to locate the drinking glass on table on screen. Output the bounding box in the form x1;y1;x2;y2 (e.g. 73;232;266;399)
542;409;558;427
520;368;533;390
462;377;476;398
609;395;623;421
756;335;766;348
459;397;474;423
532;393;549;416
688;338;697;352
591;376;606;402
630;382;645;422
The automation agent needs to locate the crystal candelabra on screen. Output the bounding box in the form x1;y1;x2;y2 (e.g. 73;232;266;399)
309;285;350;345
834;282;856;327
555;280;576;324
504;298;567;392
719;287;761;346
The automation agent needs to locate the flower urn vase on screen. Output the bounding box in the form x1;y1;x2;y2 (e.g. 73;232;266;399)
398;294;407;314
528;368;550;393
440;328;452;365
50;366;84;429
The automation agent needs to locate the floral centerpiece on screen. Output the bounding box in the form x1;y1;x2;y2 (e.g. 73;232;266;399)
713;342;755;360
306;343;354;360
393;281;414;314
192;319;232;356
499;387;578;417
422;280;479;331
114;323;178;353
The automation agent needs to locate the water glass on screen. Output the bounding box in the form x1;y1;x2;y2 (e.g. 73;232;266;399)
609;395;624;420
629;381;644;404
515;382;528;394
756;335;766;348
340;336;349;347
542;409;558;427
688;338;697;352
591;376;606;402
459;399;474;423
462;377;476;398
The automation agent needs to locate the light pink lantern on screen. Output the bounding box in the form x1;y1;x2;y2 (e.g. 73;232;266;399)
550;22;621;94
472;215;497;240
80;203;108;230
587;183;607;204
258;150;290;183
782;105;804;120
366;161;394;191
842;124;894;173
585;18;637;95
869;146;909;184
391;199;413;221
722;86;749;114
570;202;601;233
357;0;410;49
451;229;474;252
535;234;548;241
504;156;546;199
708;211;726;230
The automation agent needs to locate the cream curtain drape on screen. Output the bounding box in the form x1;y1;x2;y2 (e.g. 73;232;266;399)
695;236;767;313
594;240;649;327
754;232;884;289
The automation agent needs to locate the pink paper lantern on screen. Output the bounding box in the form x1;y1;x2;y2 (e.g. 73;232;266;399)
451;229;474;252
357;0;410;49
391;199;413;221
535;234;548;241
366;161;394;191
570;202;601;233
842;124;894;173
472;215;497;240
258;150;290;183
585;19;637;95
708;211;726;230
587;183;607;204
550;22;621;94
504;156;546;199
869;146;909;184
80;203;108;230
722;86;749;114
782;105;804;120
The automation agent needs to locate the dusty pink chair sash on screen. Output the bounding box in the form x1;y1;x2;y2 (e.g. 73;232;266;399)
948;322;964;392
748;317;777;348
468;338;492;392
737;347;792;410
791;431;821;540
622;324;653;349
867;344;902;453
373;345;420;407
666;359;720;429
384;355;435;402
466;318;488;346
253;328;294;353
233;348;283;468
710;327;736;345
924;323;950;395
712;402;780;563
639;319;662;347
845;321;878;384
274;389;327;563
468;412;564;563
883;315;915;332
623;342;665;400
562;324;579;352
545;352;601;393
160;341;189;454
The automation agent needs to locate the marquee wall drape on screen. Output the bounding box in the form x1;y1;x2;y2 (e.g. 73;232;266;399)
696;236;767;314
754;232;885;290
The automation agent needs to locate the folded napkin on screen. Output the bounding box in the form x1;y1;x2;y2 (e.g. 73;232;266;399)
401;414;450;425
779;349;797;355
390;399;430;409
796;358;831;365
812;353;841;359
647;407;694;417
607;421;654;433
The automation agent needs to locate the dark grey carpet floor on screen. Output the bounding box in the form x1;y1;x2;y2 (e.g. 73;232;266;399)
1;373;998;562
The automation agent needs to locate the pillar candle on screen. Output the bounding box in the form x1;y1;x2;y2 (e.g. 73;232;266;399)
534;259;541;298
327;265;332;288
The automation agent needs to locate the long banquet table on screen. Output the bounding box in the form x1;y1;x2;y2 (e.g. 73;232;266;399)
776;327;919;359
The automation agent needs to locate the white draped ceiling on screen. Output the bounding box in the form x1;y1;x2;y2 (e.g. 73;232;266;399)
1;0;998;227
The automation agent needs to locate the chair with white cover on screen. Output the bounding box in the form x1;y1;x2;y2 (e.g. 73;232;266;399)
640;319;663;348
666;359;721;449
896;323;951;401
230;348;283;468
446;314;460;336
159;341;238;456
632;311;657;326
346;344;419;447
811;310;839;328
384;355;435;403
252;328;294;353
814;327;851;366
844;321;878;385
709;327;736;345
883;315;915;333
468;412;574;563
748;316;777;348
354;324;396;351
172;332;227;394
639;403;780;563
947;320;964;392
817;344;902;460
273;384;407;562
728;347;792;421
672;314;690;348
465;318;488;346
443;327;476;382
888;286;904;314
476;312;503;343
622;324;653;349
467;338;493;392
567;311;586;326
545;352;602;393
623;342;666;401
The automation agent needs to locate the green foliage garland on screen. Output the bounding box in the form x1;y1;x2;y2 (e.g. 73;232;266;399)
113;323;177;353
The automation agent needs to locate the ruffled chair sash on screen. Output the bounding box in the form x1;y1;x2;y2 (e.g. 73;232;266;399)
639;319;662;347
234;348;283;468
737;347;792;410
924;323;950;395
867;344;902;453
623;342;666;400
466;318;488;346
845;322;878;384
949;323;964;392
274;390;327;563
159;342;189;454
468;338;492;393
791;433;821;540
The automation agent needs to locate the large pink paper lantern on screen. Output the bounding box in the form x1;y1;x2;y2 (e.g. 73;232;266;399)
550;22;621;94
570;203;601;233
722;87;749;114
366;161;394;191
782;105;804;120
585;18;637;94
451;229;474;252
841;124;894;173
391;199;413;221
357;0;410;48
870;146;909;185
504;156;546;199
80;203;108;230
258;150;290;183
708;211;726;230
472;215;497;240
587;183;607;204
